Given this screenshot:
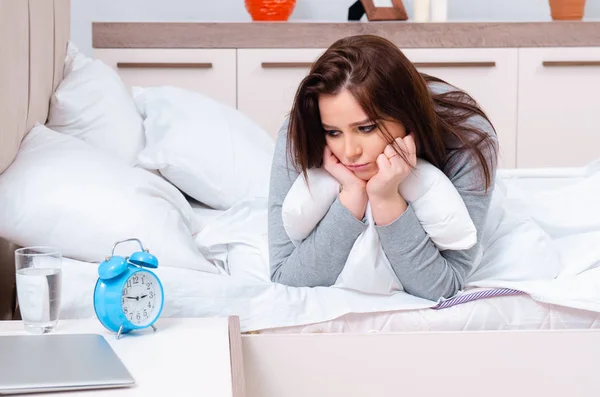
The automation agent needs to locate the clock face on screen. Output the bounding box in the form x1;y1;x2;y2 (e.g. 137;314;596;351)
121;271;162;327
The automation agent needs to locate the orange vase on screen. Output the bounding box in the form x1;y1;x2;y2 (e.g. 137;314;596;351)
548;0;586;20
245;0;296;21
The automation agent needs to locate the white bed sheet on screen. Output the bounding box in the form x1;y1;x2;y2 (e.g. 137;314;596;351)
59;162;600;333
59;257;600;333
189;199;225;233
255;294;600;334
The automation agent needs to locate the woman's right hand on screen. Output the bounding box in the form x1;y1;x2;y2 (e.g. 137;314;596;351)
323;146;367;220
323;146;365;191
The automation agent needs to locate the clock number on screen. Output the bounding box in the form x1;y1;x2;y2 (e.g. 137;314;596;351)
117;272;159;325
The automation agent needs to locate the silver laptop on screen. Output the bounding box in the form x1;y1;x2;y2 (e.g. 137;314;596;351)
0;333;135;395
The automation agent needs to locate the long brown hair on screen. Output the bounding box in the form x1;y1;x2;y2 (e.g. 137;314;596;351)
287;34;498;192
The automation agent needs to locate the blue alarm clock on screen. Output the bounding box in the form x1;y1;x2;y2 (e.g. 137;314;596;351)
94;238;164;338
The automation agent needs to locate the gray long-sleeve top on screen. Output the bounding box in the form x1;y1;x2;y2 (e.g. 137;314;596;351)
267;87;498;301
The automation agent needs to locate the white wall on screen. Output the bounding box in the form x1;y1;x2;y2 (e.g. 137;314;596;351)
72;0;600;56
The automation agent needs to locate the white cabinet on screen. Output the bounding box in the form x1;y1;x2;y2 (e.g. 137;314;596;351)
237;49;326;139
92;43;600;169
517;47;600;168
93;49;237;109
402;48;519;169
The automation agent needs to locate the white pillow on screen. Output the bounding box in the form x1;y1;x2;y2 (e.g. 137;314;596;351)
133;86;275;210
46;50;145;166
63;41;92;77
0;124;217;273
282;159;477;251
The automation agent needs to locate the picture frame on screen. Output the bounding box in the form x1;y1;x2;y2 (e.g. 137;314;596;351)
360;0;408;21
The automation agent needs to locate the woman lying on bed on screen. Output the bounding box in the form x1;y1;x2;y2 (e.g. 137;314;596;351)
267;34;499;301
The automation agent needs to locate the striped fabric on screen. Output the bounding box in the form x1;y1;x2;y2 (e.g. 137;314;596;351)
432;288;525;310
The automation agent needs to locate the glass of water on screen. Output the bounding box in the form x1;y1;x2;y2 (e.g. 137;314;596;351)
15;247;62;334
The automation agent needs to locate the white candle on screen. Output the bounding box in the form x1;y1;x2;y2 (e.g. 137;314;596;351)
431;0;448;22
413;0;431;22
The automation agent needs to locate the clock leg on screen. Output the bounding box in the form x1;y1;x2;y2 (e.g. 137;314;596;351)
117;325;124;340
151;324;157;332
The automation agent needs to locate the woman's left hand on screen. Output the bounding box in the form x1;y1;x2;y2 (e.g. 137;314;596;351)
366;134;417;201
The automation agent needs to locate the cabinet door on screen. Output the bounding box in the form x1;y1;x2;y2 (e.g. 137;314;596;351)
237;49;326;139
517;47;600;168
402;48;519;169
93;49;237;109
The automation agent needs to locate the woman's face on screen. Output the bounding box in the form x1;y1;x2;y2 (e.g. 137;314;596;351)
318;88;407;181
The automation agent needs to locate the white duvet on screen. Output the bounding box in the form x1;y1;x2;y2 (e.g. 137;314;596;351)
60;162;600;332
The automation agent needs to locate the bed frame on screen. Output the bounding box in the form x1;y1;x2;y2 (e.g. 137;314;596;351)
1;2;599;396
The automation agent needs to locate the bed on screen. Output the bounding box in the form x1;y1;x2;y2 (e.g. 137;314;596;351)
1;1;600;396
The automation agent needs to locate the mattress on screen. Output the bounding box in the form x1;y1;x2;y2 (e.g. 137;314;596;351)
254;292;600;334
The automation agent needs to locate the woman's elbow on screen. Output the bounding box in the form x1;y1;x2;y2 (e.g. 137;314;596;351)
269;262;302;287
269;261;338;288
269;263;285;284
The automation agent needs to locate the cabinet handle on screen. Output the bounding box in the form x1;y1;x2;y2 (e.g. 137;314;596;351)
261;61;496;69
543;61;600;67
413;61;496;68
261;62;313;68
116;62;213;69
